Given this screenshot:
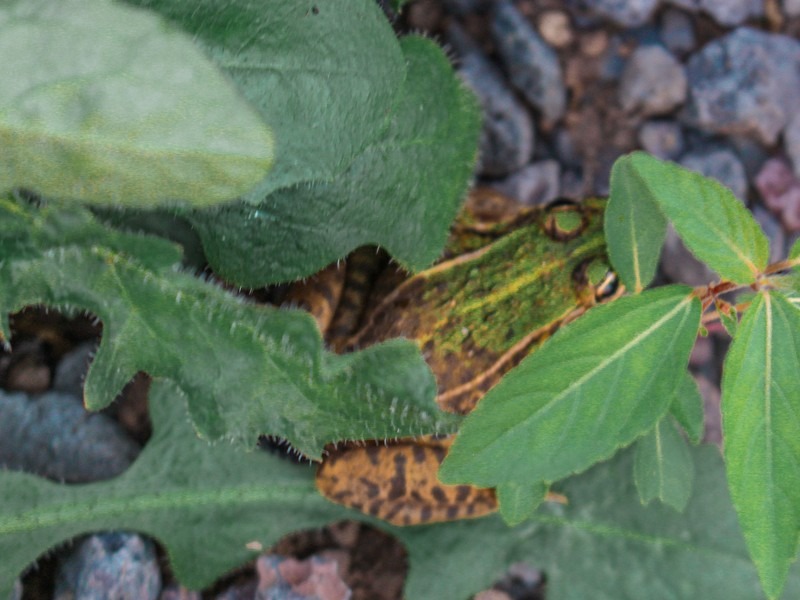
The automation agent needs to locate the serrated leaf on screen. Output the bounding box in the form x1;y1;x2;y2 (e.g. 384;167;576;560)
669;370;704;445
185;35;481;286
128;0;405;199
633;416;694;511
606;157;668;292
440;286;701;488
496;481;547;526
0;0;273;207
0;198;456;457
722;290;800;599
614;152;769;284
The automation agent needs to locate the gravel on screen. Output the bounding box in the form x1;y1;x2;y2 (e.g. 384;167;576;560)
491;160;562;206
679;145;748;201
581;0;660;26
638;120;685;159
619;44;688;116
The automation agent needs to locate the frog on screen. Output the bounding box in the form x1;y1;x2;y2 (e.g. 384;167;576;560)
286;188;614;527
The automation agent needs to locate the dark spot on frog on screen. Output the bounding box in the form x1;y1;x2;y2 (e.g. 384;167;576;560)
455;485;472;502
446;505;460;520
359;477;380;499
368;500;382;516
412;445;427;463
431;486;447;503
387;453;407;500
420;506;433;522
366;445;381;466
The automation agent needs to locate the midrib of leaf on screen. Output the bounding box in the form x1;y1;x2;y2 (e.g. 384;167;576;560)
655;423;665;497
0;482;315;535
764;293;774;486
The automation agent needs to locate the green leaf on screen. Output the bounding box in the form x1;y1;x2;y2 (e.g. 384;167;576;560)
717;300;739;337
128;0;405;199
633;416;694;511
496;481;547;526
722;290;800;599
669;370;705;445
613;152;769;284
0;0;273;207
790;237;800;260
606;157;668;292
0;197;456;457
440;285;702;488
185;35;481;286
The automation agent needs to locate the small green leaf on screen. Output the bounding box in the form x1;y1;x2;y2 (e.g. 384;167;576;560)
722;290;800;599
185;35;480;286
614;152;769;284
496;481;547;526
717;299;739;337
606;157;668;292
0;0;274;207
790;237;800;260
633;416;694;511
669;370;704;445
439;286;701;488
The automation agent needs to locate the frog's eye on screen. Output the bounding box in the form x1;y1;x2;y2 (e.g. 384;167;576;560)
573;258;621;305
543;199;587;241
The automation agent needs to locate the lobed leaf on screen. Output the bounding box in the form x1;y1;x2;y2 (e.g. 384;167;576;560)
439;286;701;489
0;0;273;207
184;35;481;286
722;290;800;599
0;197;455;457
606;157;667;292
633;416;694;511
669;370;705;445
612;152;769;285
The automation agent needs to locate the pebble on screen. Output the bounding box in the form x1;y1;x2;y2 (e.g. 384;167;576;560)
784;112;800;177
661;224;719;285
55;532;161;600
449;24;535;177
699;0;763;26
638;120;685;160
255;555;351;600
619;45;688;116
492;1;567;124
52;341;96;398
0;390;139;482
679;145;748;201
537;10;574;48
659;8;696;56
785;0;800;17
683;28;800;145
490;160;561;206
754;157;800;232
581;0;660;27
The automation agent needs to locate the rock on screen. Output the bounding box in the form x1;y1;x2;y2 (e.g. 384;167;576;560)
659;8;696;56
784;112;800;178
699;0;763;25
448;24;535;177
755;157;800;232
0;390;140;482
554;127;582;168
441;0;492;15
491;160;561;206
159;585;202;600
619;45;688;116
55;533;161;600
52;341;97;398
679;146;748;201
559;169;586;200
256;555;350;600
661;225;719;285
683;28;800;145
537;10;574;48
638;120;685;159
492;1;566;124
580;0;660;26
785;0;800;17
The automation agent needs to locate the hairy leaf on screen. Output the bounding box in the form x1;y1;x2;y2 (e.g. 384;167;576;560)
496;481;547;526
0;198;454;457
186;35;481;286
440;286;701;488
2;380;795;600
613;153;769;284
722;290;800;599
0;0;273;207
669;370;704;445
127;0;404;197
606;157;667;292
633;416;694;511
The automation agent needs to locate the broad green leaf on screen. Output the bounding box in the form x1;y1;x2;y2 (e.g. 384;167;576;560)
496;481;547;526
440;286;702;488
3;382;796;599
606;157;667;292
722;290;800;599
128;0;405;199
0;0;273;207
669;370;704;445
614;152;769;284
185;35;481;286
633;416;694;511
0;197;455;457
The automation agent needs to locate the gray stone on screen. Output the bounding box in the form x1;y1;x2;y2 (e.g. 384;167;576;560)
679;146;748;200
0;390;139;482
55;533;161;600
492;160;561;206
661;225;719;285
755;157;800;232
784;112;800;178
659;8;696;55
699;0;763;25
559;169;585;200
52;341;97;398
449;24;535;177
638;120;685;159
684;28;800;145
581;0;660;26
785;0;800;17
492;2;566;124
620;45;688;116
256;555;350;600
